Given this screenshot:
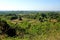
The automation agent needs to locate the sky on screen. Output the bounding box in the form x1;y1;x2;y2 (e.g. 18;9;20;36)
0;0;60;11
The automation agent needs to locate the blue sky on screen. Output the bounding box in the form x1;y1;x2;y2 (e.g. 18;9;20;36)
0;0;60;11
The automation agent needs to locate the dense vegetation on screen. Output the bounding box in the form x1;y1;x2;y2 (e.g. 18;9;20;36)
0;11;60;40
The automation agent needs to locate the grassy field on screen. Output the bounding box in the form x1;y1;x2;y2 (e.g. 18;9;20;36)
0;11;60;40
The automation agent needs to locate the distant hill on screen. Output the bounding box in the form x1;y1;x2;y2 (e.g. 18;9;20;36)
0;11;60;15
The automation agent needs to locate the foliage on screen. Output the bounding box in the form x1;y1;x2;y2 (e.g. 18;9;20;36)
0;11;60;40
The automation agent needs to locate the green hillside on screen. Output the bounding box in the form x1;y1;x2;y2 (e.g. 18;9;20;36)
0;11;60;40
